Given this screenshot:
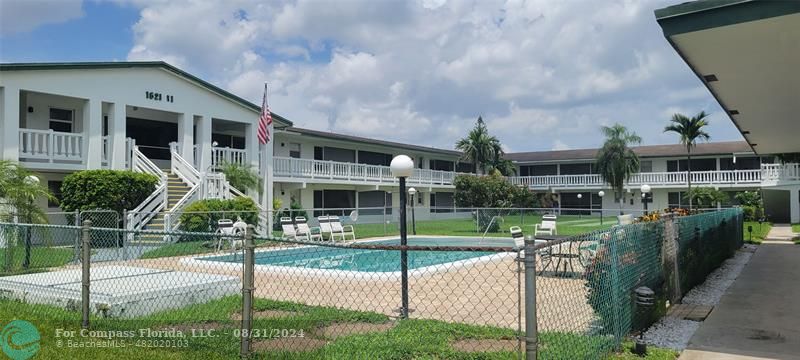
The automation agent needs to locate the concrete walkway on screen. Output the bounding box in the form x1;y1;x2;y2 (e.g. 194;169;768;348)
680;225;800;360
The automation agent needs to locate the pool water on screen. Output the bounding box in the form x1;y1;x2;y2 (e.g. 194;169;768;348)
200;237;512;273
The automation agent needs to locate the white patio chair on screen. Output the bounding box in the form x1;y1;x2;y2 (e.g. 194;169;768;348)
617;214;634;225
295;216;321;242
318;216;334;241
280;217;297;240
329;216;355;241
534;214;558;237
215;218;245;252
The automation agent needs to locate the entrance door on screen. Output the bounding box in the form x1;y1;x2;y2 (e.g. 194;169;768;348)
126;117;177;161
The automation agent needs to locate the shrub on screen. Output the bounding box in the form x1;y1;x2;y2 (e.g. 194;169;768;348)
682;187;729;209
60;170;159;215
178;197;259;234
454;173;536;208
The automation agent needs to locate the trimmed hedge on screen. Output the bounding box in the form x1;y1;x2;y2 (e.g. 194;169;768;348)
178;197;259;234
60;170;159;214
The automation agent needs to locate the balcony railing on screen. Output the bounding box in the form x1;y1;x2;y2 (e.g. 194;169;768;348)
211;147;247;168
507;166;800;189
19;129;84;163
273;157;460;185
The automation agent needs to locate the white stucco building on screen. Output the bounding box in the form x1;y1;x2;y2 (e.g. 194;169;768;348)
1;61;798;230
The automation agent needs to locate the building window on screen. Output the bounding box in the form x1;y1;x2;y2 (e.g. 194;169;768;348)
48;181;62;207
49;108;73;133
640;160;653;173
288;143;301;158
668;191;685;208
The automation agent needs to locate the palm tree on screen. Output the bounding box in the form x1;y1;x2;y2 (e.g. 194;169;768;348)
455;116;501;174
486;141;517;176
219;161;262;194
0;160;54;270
664;111;711;211
595;124;642;215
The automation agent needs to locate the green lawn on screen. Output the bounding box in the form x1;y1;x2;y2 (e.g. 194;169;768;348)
792;223;800;233
141;214;616;259
0;296;675;359
744;221;772;244
0;246;73;275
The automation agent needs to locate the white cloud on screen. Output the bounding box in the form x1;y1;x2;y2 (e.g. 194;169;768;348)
552;140;571;151
0;0;84;35
117;0;744;152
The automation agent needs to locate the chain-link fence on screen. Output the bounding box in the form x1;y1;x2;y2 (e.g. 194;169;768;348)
0;208;742;359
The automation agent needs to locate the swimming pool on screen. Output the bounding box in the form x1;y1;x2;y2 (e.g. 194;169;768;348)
196;237;514;273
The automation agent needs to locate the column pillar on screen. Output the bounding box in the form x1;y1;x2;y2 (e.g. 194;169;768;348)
791;187;800;224
109;103;127;169
196;115;212;172
177;113;194;162
1;87;20;161
84;98;103;169
245;123;259;169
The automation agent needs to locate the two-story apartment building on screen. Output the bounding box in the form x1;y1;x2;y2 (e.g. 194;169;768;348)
2;61;798;232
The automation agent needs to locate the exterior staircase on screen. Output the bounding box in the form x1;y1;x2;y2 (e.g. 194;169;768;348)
143;171;193;231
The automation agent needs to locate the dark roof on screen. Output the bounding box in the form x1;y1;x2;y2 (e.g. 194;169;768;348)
0;61;293;127
505;141;753;163
284;127;462;157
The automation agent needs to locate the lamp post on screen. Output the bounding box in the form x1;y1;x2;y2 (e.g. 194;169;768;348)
391;155;414;319
577;193;583;218
598;191;605;225
408;187;417;235
640;184;651;214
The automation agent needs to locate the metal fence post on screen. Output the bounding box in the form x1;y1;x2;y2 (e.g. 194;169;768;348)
81;219;91;329
74;210;80;264
240;225;255;358
523;236;538;359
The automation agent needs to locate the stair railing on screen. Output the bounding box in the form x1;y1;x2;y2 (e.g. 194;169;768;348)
164;142;203;235
127;145;167;233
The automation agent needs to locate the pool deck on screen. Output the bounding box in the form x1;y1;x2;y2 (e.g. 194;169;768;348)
111;237;597;332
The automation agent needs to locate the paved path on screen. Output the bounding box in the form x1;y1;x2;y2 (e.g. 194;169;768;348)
680;225;800;360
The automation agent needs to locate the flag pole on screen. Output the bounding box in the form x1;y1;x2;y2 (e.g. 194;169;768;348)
259;82;274;236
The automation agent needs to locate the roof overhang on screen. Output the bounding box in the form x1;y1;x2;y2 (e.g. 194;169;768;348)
0;61;293;128
655;0;800;155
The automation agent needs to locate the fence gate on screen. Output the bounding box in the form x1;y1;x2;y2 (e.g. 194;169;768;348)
79;210;122;262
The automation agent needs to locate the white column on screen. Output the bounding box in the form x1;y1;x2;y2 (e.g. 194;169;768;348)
791;187;800;224
109;102;127;169
84;98;103;169
196;115;212;172
245;123;259;169
177;113;194;162
1;87;20;162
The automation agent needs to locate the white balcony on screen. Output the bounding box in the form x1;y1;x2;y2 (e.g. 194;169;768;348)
508;165;800;190
273;157;460;186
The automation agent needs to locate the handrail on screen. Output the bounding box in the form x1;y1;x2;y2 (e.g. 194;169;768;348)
211;147;248;168
508;169;768;188
126;183;167;231
165;185;200;233
18;128;84;162
132;146;167;181
170;142;200;186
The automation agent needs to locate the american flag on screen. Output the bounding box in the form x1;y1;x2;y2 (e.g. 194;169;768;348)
257;83;272;144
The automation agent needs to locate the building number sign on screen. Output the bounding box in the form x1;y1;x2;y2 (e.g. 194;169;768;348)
145;91;174;103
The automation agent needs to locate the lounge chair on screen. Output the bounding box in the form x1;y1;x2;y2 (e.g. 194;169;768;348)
215;218;246;252
280;217;297;240
617;214;634;225
295;216;322;241
329;216;355;241
534;214;558;237
318;216;334;241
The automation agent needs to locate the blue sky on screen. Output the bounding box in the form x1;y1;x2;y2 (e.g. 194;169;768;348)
0;0;744;153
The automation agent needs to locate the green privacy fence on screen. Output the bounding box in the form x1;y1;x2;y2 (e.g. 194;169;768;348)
530;207;743;358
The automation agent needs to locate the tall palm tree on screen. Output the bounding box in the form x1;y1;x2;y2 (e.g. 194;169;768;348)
664;111;711;211
0;160;54;270
486;141;517;176
455;116;501;174
595;124;642;215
